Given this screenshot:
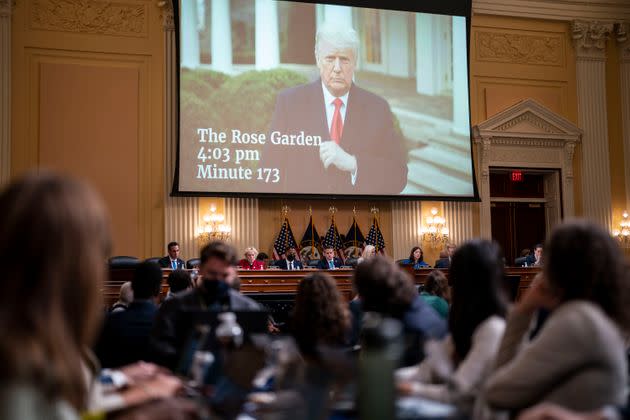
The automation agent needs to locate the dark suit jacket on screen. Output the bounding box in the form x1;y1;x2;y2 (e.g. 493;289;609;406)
158;256;185;269
276;259;304;270
265;80;408;194
149;287;261;370
95;300;158;368
317;257;343;270
434;258;450;269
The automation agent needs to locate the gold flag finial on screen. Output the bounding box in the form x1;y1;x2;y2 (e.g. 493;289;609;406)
281;205;290;216
329;206;337;215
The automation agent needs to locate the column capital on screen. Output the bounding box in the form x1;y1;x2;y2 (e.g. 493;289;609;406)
571;20;614;60
0;0;12;18
616;22;630;62
157;0;175;32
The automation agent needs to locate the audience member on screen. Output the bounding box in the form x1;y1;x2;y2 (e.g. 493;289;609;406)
484;220;630;413
96;261;163;368
317;247;343;270
111;281;134;313
225;265;241;291
353;256;448;366
357;245;376;265
158;241;185;270
238;246;265;270
256;252;269;268
397;240;508;412
401;246;430;269
0;173;185;419
277;247;304;270
165;269;192;301
291;272;350;359
419;270;450;319
525;243;543;266
434;251;450;269
150;241;260;369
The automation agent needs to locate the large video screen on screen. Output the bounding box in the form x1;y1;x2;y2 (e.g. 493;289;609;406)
175;0;475;198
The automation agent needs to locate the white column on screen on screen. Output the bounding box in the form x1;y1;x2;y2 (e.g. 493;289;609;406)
415;14;436;96
386;12;410;78
163;1;199;256
392;201;422;260
321;4;353;27
226;198;259;256
617;25;630;212
0;0;11;186
181;0;200;69
211;0;232;73
573;20;613;230
444;201;473;245
451;16;470;136
255;0;279;70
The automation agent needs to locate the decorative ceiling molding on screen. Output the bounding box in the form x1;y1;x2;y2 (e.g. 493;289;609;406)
475;30;563;66
472;0;630;22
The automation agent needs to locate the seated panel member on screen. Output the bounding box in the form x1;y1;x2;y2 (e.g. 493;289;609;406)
237;246;265;270
401;246;430;269
276;247;303;270
158;241;185;270
525;243;543;266
317;247;343;270
263;22;408;195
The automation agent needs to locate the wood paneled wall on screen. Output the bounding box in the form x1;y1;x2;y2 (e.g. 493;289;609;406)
11;0;166;257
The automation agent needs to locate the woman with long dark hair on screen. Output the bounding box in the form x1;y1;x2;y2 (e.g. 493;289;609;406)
401;246;430;269
397;240;508;411
484;220;630;412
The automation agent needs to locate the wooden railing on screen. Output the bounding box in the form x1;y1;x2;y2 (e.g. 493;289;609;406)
103;266;541;308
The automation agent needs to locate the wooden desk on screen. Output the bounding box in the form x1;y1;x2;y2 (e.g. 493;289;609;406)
103;266;542;307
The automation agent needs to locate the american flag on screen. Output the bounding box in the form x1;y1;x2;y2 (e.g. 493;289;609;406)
365;216;386;253
322;218;345;262
273;217;299;260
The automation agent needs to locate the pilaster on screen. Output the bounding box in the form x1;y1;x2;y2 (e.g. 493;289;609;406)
572;20;614;229
0;0;11;186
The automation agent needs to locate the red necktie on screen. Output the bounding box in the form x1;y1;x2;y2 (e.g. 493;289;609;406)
330;98;344;144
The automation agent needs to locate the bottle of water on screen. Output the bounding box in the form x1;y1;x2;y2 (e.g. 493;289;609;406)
216;312;244;349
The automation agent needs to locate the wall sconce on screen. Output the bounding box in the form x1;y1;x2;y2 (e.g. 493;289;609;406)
196;205;232;248
420;207;449;247
612;210;630;248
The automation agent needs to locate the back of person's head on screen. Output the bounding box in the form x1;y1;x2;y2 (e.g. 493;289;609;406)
200;240;238;266
545;220;630;328
131;261;163;300
438;251;448;259
291;272;349;357
448;240;508;362
424;270;448;298
256;252;269;261
118;281;134;305
167;269;192;294
354;255;417;318
520;248;531;257
0;171;111;410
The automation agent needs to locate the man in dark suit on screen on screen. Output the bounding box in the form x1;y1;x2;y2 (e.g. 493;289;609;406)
265;22;408;195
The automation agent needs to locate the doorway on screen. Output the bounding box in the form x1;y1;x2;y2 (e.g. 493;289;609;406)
489;169;561;265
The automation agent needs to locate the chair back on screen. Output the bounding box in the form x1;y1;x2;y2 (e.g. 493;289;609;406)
144;257;161;265
186;258;201;269
108;256;140;269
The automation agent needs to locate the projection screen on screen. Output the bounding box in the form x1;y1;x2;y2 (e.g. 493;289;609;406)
175;0;475;199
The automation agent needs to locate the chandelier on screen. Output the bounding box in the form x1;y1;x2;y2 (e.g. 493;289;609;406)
420;207;449;247
196;205;232;248
612;210;630;248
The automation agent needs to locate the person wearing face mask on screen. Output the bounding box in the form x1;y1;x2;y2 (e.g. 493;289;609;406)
149;241;261;370
276;248;304;270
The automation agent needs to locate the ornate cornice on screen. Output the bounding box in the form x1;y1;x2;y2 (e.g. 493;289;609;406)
30;0;147;36
157;0;174;32
473;0;630;22
0;0;11;18
476;31;562;66
571;20;614;60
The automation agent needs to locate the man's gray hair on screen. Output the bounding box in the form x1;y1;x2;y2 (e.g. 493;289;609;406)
314;21;360;64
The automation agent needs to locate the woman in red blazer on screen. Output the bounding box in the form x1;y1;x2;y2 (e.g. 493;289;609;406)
237;246;265;270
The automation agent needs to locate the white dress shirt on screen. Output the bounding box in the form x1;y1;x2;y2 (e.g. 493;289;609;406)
321;83;357;185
